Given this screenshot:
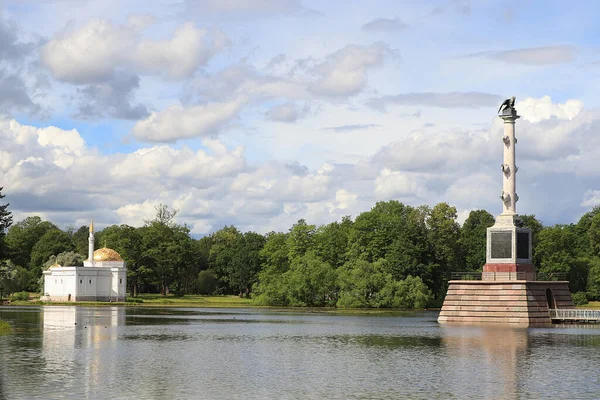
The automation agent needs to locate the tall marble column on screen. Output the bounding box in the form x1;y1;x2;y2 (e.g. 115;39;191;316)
483;102;533;280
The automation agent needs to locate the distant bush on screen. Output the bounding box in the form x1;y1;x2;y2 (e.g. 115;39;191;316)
572;292;588;306
10;291;29;301
125;298;143;303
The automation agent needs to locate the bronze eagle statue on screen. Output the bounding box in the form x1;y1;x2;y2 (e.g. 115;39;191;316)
498;96;516;113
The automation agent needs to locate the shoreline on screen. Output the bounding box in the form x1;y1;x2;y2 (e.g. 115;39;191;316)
3;296;436;314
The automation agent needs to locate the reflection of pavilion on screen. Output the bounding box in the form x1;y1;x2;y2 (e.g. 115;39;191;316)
441;326;528;399
42;307;125;397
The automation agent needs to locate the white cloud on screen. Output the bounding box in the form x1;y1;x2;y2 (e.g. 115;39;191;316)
374;168;426;199
517;95;583;123
310;43;394;97
362;17;408;33
134;23;230;79
265;102;309;122
42;19;229;83
131;98;246;142
581;190;600;208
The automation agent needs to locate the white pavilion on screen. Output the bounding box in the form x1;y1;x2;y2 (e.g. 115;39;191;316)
42;220;127;302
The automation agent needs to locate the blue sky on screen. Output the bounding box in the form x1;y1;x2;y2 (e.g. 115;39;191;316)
1;0;599;234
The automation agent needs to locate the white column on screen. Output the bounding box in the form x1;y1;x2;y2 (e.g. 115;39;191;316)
88;218;95;267
500;112;520;215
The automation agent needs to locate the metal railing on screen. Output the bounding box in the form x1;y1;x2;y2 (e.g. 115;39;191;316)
450;272;567;281
549;309;600;321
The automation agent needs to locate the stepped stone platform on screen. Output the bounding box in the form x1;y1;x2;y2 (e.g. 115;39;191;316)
438;280;573;326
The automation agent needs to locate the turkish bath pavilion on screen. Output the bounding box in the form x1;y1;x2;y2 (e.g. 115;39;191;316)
42;220;127;302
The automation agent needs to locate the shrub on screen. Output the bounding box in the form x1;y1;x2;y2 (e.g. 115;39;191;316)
10;291;29;301
572;292;588;306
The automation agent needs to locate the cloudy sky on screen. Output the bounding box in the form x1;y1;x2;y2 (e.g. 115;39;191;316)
1;0;599;235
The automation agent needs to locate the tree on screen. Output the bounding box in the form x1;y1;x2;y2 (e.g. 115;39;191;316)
575;206;600;257
589;212;600;258
284;252;337;307
253;232;290;306
337;259;389;308
209;226;241;293
71;225;90;257
314;216;353;269
536;225;577;278
286;219;316;261
5;216;57;269
197;270;217;295
30;229;74;271
518;214;543;266
99;224;144;296
225;232;266;297
0;187;13;259
44;251;84;269
426;203;462;298
460;210;495;271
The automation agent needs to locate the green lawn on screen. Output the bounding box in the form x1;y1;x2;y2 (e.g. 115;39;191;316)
582;301;600;309
135;294;255;307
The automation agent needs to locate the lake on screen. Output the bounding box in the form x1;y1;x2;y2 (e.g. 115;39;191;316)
1;306;599;399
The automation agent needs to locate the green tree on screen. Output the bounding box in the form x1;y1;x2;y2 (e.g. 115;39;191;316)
575;206;600;257
209;226;241;293
284;252;337;307
518;214;543;266
71;225;90;257
314;216;353;269
252;232;290;306
375;276;431;309
586;257;600;300
226;232;266;297
426;203;462;298
100;224;145;296
30;229;74;287
460;210;495;271
0;187;13;259
286;219;316;261
5;216;57;269
536;225;578;280
44;251;84;269
337;259;389;308
589;212;600;258
141;211;192;295
197;270;217;295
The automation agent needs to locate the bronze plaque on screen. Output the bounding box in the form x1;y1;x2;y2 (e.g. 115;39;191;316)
516;232;530;259
491;231;512;259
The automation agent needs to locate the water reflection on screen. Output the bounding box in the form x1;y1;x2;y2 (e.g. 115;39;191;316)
1;307;600;399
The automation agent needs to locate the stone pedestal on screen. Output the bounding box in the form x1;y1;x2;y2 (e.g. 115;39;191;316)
438;280;573;326
483;214;533;280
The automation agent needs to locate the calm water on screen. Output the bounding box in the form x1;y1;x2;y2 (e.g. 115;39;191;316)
1;307;600;399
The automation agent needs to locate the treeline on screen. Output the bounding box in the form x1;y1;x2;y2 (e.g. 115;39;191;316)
1;185;600;307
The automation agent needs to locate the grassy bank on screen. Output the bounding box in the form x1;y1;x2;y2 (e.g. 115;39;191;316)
0;319;11;334
6;294;430;314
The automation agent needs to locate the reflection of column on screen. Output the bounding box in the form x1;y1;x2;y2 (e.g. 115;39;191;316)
441;326;528;399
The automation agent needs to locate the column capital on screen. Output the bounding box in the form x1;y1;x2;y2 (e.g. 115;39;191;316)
498;109;520;123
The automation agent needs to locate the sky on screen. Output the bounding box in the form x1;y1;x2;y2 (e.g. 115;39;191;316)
1;0;600;235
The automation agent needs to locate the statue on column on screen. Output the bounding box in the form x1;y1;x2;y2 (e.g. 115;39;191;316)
498;96;516;114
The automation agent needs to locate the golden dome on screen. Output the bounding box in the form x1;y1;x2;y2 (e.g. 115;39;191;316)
49;263;62;269
93;248;123;262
